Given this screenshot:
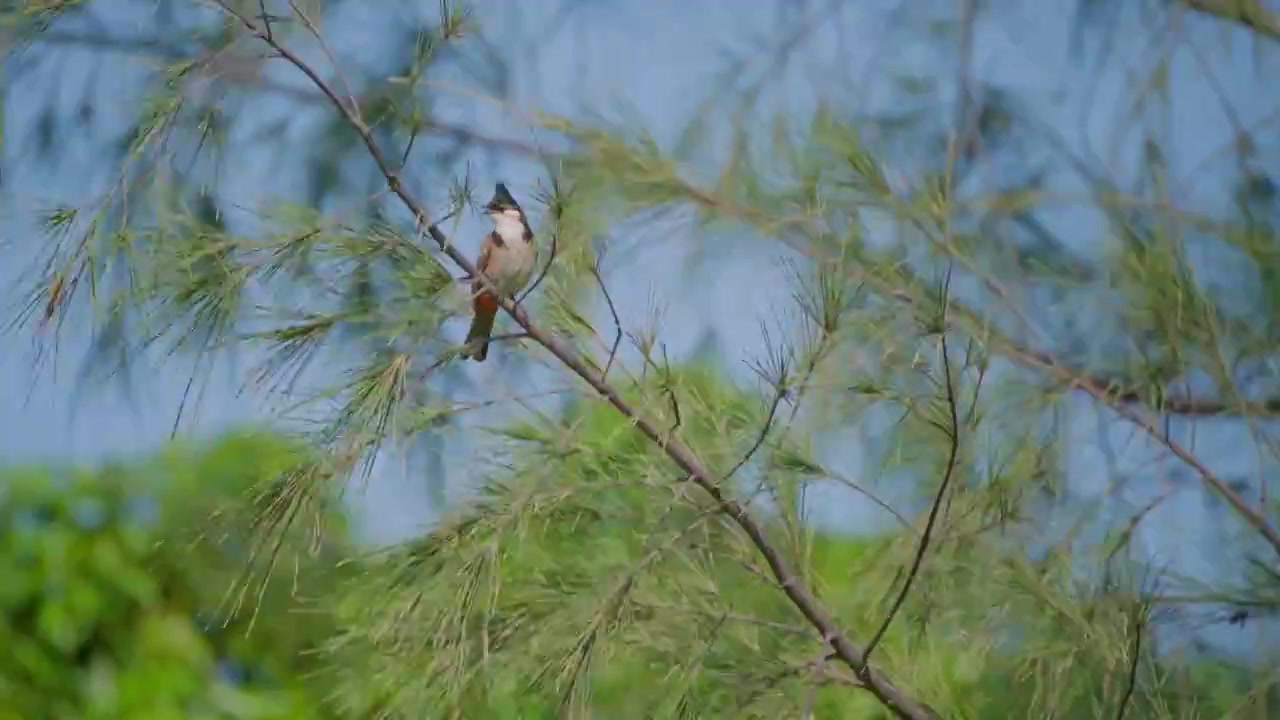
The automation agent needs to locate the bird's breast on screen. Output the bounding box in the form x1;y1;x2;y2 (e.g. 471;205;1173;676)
486;239;536;290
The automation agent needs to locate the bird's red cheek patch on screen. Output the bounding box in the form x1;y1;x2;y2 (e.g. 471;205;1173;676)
475;293;500;314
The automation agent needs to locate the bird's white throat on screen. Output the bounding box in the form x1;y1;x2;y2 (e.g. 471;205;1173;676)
490;210;527;244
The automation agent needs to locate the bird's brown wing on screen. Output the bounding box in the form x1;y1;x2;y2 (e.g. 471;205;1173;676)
466;233;504;361
472;234;494;289
472;233;501;313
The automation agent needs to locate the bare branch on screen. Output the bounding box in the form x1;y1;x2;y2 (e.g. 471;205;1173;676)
724;379;786;484
212;4;942;717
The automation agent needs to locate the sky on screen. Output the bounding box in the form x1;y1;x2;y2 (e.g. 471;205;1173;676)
2;0;1280;659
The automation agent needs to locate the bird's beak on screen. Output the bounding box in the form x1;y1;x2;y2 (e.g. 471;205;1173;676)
484;200;503;213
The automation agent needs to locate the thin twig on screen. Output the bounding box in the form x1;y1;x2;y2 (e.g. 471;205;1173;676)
488;331;530;344
724;381;786;484
666;384;682;433
286;0;361;121
825;472;916;533
399;118;421;169
589;259;622;381
517;179;562;305
862;129;965;666
1103;486;1176;589
861;267;962;667
517;224;556;300
1114;608;1145;720
657;343;683;434
257;0;275;41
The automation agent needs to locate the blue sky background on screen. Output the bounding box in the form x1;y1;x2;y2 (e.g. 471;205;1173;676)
3;0;1280;660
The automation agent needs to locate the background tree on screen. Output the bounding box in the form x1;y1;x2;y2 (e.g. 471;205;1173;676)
0;431;350;719
3;0;1280;718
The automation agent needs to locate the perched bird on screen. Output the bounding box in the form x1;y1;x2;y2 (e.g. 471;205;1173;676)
464;183;537;362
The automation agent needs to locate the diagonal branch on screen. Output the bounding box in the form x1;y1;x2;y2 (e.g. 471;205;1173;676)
1182;0;1280;41
1016;346;1280;416
211;3;941;719
1000;341;1280;559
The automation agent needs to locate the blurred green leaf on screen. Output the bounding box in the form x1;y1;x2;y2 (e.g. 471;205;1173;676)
0;431;351;720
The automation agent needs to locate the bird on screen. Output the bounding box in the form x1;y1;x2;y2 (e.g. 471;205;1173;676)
463;182;537;362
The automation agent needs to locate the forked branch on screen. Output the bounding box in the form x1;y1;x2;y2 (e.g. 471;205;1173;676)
212;2;940;718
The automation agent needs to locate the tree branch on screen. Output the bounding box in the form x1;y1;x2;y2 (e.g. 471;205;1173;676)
847;239;1280;558
1006;344;1280;417
1182;0;1280;41
999;342;1280;559
212;4;941;718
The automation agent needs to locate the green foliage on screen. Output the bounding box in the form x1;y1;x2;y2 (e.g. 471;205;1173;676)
321;366;839;717
316;365;1266;718
0;432;349;720
6;0;1280;718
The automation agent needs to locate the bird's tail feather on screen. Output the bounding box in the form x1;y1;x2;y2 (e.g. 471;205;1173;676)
465;306;497;362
